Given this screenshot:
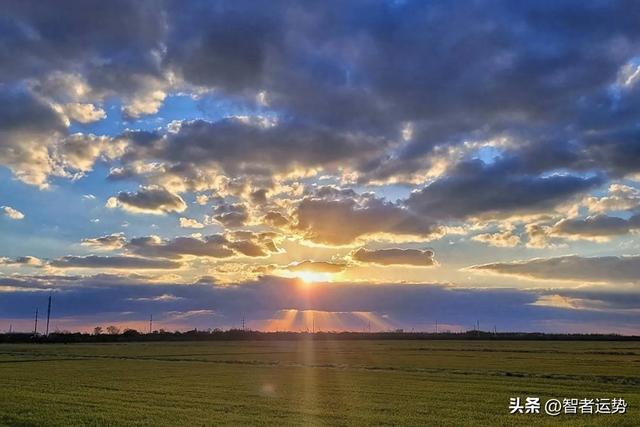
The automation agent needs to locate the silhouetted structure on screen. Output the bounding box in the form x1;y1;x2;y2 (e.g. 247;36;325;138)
33;308;38;335
45;293;52;336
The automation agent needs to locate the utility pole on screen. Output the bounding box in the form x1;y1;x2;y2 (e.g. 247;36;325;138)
312;318;315;334
242;315;245;332
33;308;38;335
149;314;153;334
8;324;12;334
368;320;371;333
45;293;52;336
435;320;438;334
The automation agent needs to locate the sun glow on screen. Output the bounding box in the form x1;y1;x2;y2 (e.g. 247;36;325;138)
262;309;395;332
295;271;334;283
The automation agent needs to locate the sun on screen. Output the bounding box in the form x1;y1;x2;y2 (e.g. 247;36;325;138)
295;271;333;283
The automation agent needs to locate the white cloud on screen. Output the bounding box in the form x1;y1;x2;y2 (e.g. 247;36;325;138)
63;103;106;123
179;217;204;228
1;206;24;220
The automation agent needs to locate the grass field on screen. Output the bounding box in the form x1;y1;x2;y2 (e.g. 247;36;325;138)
0;340;638;426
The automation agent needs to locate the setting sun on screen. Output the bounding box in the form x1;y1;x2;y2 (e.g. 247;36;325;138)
295;271;334;283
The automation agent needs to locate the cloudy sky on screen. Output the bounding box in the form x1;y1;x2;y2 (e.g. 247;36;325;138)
1;0;640;334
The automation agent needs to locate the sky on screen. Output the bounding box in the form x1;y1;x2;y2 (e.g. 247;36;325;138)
1;0;640;334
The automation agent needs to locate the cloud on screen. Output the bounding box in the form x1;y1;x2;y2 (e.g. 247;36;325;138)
0;256;42;267
62;103;106;123
128;294;184;302
1;206;24;220
3;1;640;335
81;233;127;250
263;211;289;227
583;184;640;214
124;232;280;259
0;88;67;187
179;217;204;229
118;117;387;183
1;275;638;333
294;194;441;245
471;255;640;284
50;255;181;270
106;186;187;214
250;188;268;204
286;261;347;273
405;158;604;220
121;90;166;119
351;248;435;266
472;230;521;248
208;203;249;227
551;214;640;240
1;1;640;193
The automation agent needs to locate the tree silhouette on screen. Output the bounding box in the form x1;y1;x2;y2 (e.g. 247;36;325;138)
106;325;120;335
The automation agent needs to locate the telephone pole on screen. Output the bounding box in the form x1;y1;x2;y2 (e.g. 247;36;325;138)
435;320;438;334
45;293;52;336
33;308;38;335
149;314;153;334
242;315;245;332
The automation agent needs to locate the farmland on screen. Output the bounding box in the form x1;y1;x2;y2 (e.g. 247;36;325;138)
0;340;638;426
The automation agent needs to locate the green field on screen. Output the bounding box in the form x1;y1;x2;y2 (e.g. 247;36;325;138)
0;340;638;426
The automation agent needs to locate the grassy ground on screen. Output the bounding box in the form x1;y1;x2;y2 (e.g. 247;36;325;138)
0;340;638;426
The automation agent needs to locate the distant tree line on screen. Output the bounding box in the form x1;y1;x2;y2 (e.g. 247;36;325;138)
0;329;638;344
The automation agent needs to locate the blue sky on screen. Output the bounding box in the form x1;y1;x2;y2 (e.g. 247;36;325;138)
1;0;640;333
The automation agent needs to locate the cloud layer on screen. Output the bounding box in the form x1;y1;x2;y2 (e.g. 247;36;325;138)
1;1;640;332
472;255;640;284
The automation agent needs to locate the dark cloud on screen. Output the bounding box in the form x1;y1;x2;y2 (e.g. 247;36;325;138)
0;275;638;333
0;0;165;81
249;188;268;204
120;118;386;180
1;1;640;190
165;0;284;92
351;248;435;266
263;211;289;228
472;255;640;283
0;256;42;267
50;255;181;270
107;186;187;215
405;158;604;220
125;232;279;259
210;203;249;227
552;214;640;239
